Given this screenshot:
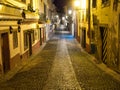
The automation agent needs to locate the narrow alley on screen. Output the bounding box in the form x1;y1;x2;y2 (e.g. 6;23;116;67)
0;29;120;90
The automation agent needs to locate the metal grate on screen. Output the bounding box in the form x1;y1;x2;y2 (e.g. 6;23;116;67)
100;27;108;64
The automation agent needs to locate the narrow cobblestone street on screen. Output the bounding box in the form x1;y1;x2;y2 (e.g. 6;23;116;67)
0;30;120;90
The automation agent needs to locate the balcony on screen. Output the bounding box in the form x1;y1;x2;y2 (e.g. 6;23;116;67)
22;10;39;20
0;3;22;20
5;0;27;9
38;13;46;24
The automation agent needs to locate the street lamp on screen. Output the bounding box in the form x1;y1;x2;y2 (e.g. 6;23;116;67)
74;0;86;10
68;10;72;15
56;15;59;18
62;17;65;20
74;0;80;8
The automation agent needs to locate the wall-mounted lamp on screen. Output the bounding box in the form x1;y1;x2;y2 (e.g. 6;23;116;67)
9;26;13;34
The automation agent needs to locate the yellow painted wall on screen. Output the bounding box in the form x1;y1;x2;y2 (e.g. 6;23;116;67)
0;21;20;59
39;0;44;13
20;23;38;54
9;28;20;58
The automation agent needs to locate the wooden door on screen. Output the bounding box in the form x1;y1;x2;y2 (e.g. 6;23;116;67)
40;28;42;45
82;29;86;48
1;33;10;73
28;31;32;56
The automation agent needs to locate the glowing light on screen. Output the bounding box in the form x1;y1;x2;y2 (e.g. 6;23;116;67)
81;0;86;9
66;16;68;19
0;5;3;10
74;0;86;9
74;0;80;7
56;15;59;18
68;10;72;15
62;17;65;20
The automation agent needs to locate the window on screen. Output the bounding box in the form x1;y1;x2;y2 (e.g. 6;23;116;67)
44;4;46;15
91;31;95;40
86;11;88;21
13;31;18;49
102;0;109;4
93;15;97;25
24;30;35;50
92;0;97;8
24;31;28;50
21;0;26;3
102;0;110;7
113;0;118;11
82;11;85;22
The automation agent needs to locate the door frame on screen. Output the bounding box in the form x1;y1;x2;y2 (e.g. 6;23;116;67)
118;14;120;69
1;32;10;73
27;31;32;56
82;28;86;48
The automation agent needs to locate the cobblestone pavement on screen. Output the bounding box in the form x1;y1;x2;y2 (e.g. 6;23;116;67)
0;31;120;90
43;38;81;90
0;39;58;90
66;39;120;90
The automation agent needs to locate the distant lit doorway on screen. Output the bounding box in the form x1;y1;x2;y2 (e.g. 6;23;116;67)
82;28;86;48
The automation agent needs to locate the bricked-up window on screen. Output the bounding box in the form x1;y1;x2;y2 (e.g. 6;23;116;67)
92;0;97;8
24;31;28;50
13;31;18;49
102;0;110;7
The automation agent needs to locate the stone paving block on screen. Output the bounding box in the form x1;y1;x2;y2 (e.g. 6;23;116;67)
0;31;120;90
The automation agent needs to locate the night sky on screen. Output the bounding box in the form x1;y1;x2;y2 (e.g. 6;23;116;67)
53;0;69;13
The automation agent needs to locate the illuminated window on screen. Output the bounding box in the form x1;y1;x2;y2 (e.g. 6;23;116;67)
102;0;110;7
102;0;109;4
13;31;18;49
92;0;97;8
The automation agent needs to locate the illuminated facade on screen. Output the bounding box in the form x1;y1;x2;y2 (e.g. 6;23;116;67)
73;0;120;72
91;0;120;72
0;0;55;74
74;0;91;52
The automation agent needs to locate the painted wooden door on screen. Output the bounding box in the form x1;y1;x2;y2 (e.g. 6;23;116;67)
1;33;10;73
